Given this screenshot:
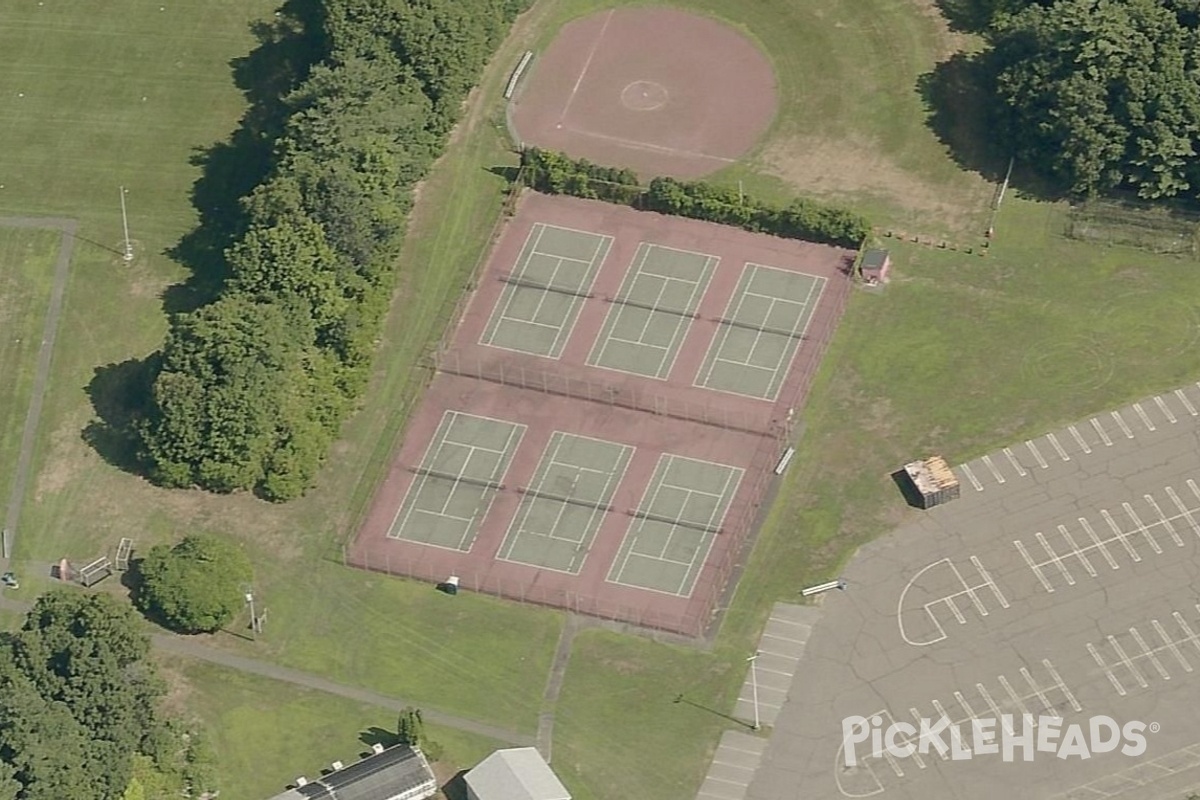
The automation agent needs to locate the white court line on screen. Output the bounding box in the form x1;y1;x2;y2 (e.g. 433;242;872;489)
1101;509;1142;562
1130;627;1171;680
1003;447;1027;476
1089;643;1126;696
1156;395;1178;423
1176;388;1198;416
981;454;1006;483
1026;440;1049;469
1108;635;1149;689
1036;531;1075;585
1091;417;1113;446
1167;486;1200;537
1111;410;1135;438
1133;402;1157;431
1123;502;1162;554
1043;659;1082;712
1015;539;1055;592
1046;432;1070;461
1057;524;1095;576
960;464;984;492
1079;517;1120;570
1068;424;1091;454
1153;619;1192;673
1145;494;1184;547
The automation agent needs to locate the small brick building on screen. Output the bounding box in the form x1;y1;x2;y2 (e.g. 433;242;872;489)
860;249;891;285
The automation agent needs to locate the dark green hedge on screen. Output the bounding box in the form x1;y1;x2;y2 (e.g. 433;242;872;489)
520;147;870;247
139;0;532;500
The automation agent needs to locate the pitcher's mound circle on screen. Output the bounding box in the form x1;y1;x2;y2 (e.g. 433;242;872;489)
621;80;669;111
510;7;778;179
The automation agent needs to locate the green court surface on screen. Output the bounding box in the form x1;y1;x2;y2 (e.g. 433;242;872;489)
388;411;525;550
695;264;825;400
497;432;634;573
606;454;743;596
587;243;717;379
480;223;612;357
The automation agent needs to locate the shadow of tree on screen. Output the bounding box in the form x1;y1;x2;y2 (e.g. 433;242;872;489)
82;356;159;473
359;726;400;751
162;0;326;315
932;0;1000;33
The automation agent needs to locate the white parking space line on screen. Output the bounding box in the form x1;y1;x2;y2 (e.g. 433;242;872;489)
1091;417;1114;446
1111;410;1135;438
1079;517;1120;570
1043;659;1082;712
1036;531;1075;585
1026;439;1049;469
1190;479;1200;504
1068;424;1091;454
1145;493;1184;547
1133;402;1157;431
1175;612;1200;657
959;463;984;492
998;675;1033;718
1108;634;1150;689
981;454;1005;483
1003;447;1027;476
1176;388;1198;416
1101;509;1142;562
970;556;1010;608
1153;619;1192;673
1089;643;1126;696
1123;502;1162;554
1167;486;1200;537
1046;432;1070;461
1015;539;1055;592
976;684;1014;735
1130;627;1171;681
1020;667;1059;717
1057;524;1095;576
1155;395;1178;423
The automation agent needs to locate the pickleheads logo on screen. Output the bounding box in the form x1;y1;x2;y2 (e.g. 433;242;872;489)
842;714;1157;765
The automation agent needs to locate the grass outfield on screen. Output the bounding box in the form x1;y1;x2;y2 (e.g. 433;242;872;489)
0;228;57;518
5;1;1200;800
167;657;505;800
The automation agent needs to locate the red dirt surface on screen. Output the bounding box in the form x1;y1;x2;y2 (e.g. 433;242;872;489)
350;193;854;636
510;7;778;179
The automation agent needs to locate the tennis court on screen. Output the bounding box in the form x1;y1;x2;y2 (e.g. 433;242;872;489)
496;432;634;573
587;243;717;379
607;454;743;596
388;411;525;551
695;264;825;400
480;223;613;358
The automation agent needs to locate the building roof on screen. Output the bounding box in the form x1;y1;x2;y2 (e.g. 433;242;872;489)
904;456;959;495
268;745;436;800
861;248;890;271
465;748;570;800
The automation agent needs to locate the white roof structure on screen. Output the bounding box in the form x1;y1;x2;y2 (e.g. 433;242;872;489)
464;748;570;800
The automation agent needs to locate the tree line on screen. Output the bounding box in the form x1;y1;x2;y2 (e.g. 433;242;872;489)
138;0;532;500
520;148;871;247
971;0;1200;199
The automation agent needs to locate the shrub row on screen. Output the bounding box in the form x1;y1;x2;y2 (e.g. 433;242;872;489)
520;147;870;247
140;0;531;500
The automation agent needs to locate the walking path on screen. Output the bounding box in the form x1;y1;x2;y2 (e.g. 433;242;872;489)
0;594;532;746
0;216;77;570
536;613;588;761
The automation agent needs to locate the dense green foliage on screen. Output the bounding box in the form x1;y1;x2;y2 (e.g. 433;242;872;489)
981;0;1200;198
0;593;166;800
520;148;870;247
137;534;254;634
139;0;531;500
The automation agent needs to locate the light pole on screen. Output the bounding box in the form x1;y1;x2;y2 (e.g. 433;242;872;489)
119;186;133;262
244;589;259;638
747;652;761;731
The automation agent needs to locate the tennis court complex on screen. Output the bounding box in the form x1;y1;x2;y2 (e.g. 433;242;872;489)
480;223;612;357
607;454;743;596
587;243;717;379
497;432;634;573
695;264;825;400
388;411;525;550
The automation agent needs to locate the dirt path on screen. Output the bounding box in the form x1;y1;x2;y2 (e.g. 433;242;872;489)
536;613;589;760
0;594;532;746
0;217;77;571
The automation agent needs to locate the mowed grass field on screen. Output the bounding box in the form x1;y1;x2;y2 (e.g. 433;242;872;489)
4;1;1200;800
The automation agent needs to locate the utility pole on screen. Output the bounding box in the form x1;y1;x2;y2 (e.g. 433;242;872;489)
747;652;761;731
119;186;133;262
244;589;261;638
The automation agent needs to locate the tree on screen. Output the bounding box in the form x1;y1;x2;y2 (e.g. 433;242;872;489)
0;592;165;800
137;534;254;634
991;0;1200;198
396;707;425;748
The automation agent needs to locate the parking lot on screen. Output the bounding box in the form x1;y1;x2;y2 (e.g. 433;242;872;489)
748;383;1200;800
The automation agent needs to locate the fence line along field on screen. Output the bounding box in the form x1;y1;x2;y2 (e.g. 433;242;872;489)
350;192;855;635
